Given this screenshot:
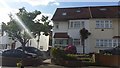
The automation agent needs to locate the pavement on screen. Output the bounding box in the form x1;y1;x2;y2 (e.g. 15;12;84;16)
0;59;112;68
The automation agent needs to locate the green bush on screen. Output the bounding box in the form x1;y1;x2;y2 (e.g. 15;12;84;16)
63;54;77;60
51;47;66;58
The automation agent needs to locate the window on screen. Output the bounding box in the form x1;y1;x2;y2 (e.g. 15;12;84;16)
105;21;109;28
96;21;100;28
40;46;43;50
99;8;107;11
55;39;68;45
62;12;67;15
108;40;112;47
73;39;80;46
55;23;59;29
69;20;85;28
74;21;80;28
113;39;118;47
70;22;73;28
76;10;81;12
81;21;85;28
96;39;118;47
96;40;100;47
96;20;112;28
100;40;104;47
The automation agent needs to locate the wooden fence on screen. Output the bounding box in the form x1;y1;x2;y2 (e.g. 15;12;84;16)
95;54;120;67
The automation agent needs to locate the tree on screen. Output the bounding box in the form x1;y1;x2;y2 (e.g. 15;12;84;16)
33;15;52;48
80;28;91;54
2;7;52;50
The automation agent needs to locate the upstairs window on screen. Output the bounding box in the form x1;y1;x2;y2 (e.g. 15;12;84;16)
62;12;67;16
96;20;112;28
74;21;80;28
69;20;85;29
55;23;59;29
99;8;107;11
76;10;81;12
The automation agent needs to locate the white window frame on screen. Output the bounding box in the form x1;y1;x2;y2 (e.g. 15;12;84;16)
96;39;118;47
54;38;68;46
69;20;85;29
73;39;80;46
96;20;112;29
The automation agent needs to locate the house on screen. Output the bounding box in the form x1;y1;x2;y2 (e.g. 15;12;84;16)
52;5;120;53
0;26;49;51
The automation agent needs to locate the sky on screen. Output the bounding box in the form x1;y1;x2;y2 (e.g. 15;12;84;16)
0;0;119;24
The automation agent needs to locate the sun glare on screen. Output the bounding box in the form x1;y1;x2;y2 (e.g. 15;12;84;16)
0;0;38;45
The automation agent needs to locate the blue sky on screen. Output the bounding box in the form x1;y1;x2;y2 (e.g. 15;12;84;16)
0;0;119;23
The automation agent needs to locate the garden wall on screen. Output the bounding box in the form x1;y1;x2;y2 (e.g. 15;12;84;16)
1;56;42;66
95;54;120;67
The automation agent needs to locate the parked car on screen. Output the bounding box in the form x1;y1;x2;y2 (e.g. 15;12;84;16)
1;49;43;66
99;46;120;55
16;47;43;57
2;49;33;58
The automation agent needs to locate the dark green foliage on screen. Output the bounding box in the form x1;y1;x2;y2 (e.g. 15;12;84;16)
51;48;66;58
51;47;77;60
63;54;77;60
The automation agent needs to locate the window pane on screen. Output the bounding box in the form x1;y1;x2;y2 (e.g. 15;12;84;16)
105;21;109;28
113;39;117;47
74;39;80;45
108;40;112;47
104;40;108;47
100;40;104;47
101;21;104;28
55;23;59;29
110;21;112;28
96;21;100;28
71;22;73;28
74;21;80;28
96;40;99;47
81;21;85;28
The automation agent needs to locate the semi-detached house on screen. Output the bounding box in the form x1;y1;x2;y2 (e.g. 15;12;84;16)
52;6;120;53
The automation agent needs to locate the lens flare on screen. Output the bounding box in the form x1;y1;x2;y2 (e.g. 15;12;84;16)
0;0;38;46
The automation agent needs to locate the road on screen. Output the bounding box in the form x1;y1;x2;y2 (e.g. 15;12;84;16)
0;59;111;68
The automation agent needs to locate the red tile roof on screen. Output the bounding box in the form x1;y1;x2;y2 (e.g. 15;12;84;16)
53;33;69;38
52;6;120;21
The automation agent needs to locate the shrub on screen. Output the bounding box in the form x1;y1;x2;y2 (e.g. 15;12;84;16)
51;47;79;61
63;54;77;60
64;45;77;54
51;47;66;58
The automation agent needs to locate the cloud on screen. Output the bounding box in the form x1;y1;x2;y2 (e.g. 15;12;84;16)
20;0;59;6
51;2;60;6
